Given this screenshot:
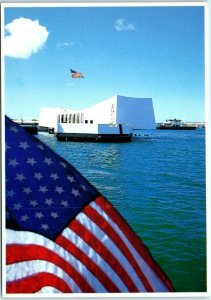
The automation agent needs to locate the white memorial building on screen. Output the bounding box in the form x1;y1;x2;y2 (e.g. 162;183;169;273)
39;95;156;132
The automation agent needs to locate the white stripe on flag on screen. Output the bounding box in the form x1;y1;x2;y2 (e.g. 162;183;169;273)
61;227;129;292
37;286;63;293
90;202;170;292
6;260;81;292
76;212;147;292
6;229;107;292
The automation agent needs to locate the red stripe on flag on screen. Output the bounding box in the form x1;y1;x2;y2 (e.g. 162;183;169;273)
7;272;72;293
69;219;139;292
7;244;94;293
56;234;120;292
96;196;175;292
71;72;84;78
84;204;154;292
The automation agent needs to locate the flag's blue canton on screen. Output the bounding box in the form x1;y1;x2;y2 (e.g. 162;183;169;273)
5;116;99;239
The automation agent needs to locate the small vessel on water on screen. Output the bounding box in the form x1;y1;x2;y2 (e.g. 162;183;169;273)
156;119;197;130
13;119;38;135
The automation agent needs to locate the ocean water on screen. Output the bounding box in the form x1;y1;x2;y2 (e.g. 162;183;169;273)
38;129;206;293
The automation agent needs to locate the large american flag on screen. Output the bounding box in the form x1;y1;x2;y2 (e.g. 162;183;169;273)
5;116;174;294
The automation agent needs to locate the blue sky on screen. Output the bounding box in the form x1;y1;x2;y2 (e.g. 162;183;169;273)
3;4;205;122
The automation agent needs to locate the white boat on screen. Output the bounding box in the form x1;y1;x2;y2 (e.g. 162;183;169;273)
156;119;197;130
13;119;38;135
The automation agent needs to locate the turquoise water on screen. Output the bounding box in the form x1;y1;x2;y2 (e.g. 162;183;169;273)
38;129;206;292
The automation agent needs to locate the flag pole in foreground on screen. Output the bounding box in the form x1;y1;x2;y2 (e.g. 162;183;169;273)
5;116;174;294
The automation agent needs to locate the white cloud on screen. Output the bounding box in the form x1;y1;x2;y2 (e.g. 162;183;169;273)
56;42;74;48
4;17;49;59
114;18;136;32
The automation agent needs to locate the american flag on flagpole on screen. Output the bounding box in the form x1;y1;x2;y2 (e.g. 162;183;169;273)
70;69;84;78
5;116;174;294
